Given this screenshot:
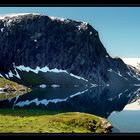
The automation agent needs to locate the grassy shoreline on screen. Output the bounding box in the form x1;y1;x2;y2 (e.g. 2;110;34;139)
0;77;30;92
0;109;112;133
0;77;113;133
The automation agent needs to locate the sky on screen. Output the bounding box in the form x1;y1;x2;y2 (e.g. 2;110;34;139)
0;7;140;58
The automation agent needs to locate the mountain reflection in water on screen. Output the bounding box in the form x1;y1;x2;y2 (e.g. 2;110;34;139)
0;85;140;119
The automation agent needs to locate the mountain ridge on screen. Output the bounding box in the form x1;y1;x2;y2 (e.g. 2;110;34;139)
0;13;139;88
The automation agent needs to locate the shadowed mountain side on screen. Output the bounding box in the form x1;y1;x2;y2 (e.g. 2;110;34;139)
0;13;139;87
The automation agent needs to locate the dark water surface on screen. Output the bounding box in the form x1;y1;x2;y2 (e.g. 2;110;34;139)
0;85;140;132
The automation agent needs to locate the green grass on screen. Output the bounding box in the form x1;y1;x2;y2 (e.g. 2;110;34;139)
0;109;111;133
0;77;19;88
0;77;30;91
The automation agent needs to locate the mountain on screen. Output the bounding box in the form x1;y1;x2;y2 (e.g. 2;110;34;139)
0;13;140;88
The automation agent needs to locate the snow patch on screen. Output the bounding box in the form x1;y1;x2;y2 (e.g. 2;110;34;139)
74;85;79;87
16;65;67;74
0;13;39;20
0;13;70;24
108;68;129;80
134;84;140;86
124;77;128;80
12;96;20;109
127;93;132;98
8;70;14;77
14;64;89;83
0;73;4;78
34;39;37;42
108;96;118;102
117;71;122;77
39;84;47;88
69;73;88;82
6;19;13;26
70;89;88;98
108;69;113;72
123;99;140;110
51;85;60;88
15;98;68;107
132;74;140;81
1;28;4;32
118;93;123;98
8;98;12;102
50;16;66;21
77;22;88;30
108;98;113;101
8;68;21;79
108;69;121;76
14;69;21;79
127;69;140;80
91;83;98;87
124;89;128;92
127;72;132;77
0;13;40;27
5;74;9;79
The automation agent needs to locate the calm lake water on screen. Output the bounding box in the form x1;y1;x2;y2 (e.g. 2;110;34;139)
0;85;140;133
108;110;140;133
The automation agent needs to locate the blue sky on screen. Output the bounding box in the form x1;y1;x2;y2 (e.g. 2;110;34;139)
0;7;140;58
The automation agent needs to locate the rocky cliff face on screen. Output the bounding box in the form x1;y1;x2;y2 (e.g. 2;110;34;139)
0;13;139;87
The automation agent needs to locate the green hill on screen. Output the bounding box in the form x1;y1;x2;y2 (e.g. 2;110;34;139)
0;109;112;133
0;77;30;92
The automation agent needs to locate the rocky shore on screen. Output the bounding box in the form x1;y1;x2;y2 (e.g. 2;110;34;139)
0;77;30;93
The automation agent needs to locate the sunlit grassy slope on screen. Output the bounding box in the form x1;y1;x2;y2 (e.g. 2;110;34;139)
0;109;112;133
0;77;29;91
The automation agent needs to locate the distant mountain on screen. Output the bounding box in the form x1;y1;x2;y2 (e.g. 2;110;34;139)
122;58;140;70
0;13;140;88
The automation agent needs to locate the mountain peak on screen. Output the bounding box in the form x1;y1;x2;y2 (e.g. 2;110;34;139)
0;13;40;19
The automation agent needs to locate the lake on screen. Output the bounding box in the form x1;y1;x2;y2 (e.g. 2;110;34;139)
0;85;140;133
108;110;140;133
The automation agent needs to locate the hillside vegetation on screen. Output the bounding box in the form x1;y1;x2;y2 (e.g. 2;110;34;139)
0;77;30;91
0;109;112;133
